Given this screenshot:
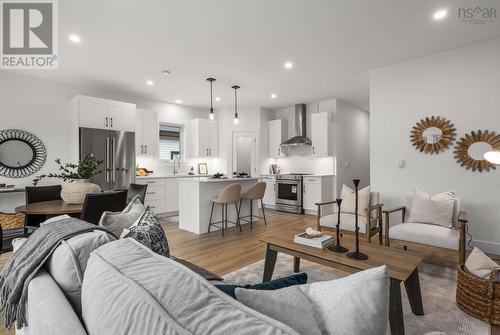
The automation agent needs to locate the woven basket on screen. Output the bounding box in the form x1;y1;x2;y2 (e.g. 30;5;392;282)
456;264;500;325
0;212;25;230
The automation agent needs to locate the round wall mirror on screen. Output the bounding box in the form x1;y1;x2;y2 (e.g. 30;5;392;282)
454;130;500;172
410;116;456;154
0;129;46;178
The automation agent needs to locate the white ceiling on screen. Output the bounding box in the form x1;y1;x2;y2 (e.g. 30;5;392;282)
17;0;500;110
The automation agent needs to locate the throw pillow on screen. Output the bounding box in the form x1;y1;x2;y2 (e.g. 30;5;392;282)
122;207;170;257
215;272;308;299
340;184;370;216
235;265;389;335
465;247;500;282
98;195;145;236
407;189;456;228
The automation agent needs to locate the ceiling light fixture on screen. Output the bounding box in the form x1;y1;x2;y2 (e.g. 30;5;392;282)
161;70;171;75
270;93;277;99
69;34;81;43
175;99;182;104
207;77;216;120
433;9;447;20
232;85;240;125
215;97;221;102
146;80;154;86
284;61;293;69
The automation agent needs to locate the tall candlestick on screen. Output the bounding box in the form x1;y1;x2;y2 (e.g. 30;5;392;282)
328;198;348;253
347;179;368;260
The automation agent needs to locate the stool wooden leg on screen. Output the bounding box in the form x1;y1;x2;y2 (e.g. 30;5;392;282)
208;202;215;233
221;204;224;237
235;202;242;232
261;199;267;226
250;199;253;229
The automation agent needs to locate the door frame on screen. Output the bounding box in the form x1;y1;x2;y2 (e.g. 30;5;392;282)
232;131;257;177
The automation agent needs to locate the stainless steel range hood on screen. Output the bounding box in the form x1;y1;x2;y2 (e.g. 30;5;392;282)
280;104;312;147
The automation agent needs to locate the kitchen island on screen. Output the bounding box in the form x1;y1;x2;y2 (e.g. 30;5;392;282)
178;177;260;234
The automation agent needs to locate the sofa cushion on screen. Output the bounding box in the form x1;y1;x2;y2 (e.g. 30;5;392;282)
81;238;299;335
407;189;456;228
389;223;459;250
215;272;308;299
98;195;145;236
320;213;375;233
340;184;370;216
122;207;170;257
46;230;115;316
235;265;389;335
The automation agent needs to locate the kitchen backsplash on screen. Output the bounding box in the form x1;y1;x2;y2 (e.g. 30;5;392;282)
136;157;220;176
263;156;335;175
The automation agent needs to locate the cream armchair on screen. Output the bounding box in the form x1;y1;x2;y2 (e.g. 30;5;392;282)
316;192;384;244
383;199;467;264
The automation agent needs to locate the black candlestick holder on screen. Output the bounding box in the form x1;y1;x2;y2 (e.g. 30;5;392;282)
347;179;369;260
328;198;348;253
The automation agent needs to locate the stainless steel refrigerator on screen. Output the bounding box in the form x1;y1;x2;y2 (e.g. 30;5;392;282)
79;127;135;191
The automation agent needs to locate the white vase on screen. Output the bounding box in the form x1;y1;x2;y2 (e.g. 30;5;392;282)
61;179;101;204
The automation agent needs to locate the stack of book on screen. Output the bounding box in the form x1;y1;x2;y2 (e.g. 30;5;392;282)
294;232;334;249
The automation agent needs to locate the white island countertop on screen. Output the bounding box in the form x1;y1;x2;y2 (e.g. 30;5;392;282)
136;174;202;179
181;177;260;183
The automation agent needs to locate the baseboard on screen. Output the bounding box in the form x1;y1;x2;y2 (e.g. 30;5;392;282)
470;239;500;256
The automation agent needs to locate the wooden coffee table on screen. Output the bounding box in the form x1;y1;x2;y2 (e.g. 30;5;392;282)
260;232;424;335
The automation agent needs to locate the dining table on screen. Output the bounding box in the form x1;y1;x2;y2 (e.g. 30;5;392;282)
15;200;83;218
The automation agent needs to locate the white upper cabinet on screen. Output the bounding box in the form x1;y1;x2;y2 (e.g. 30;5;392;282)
73;95;136;132
311;112;333;157
136;109;159;156
268;119;288;159
188;118;218;158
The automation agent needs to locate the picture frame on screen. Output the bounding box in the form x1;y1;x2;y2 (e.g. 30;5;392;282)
198;163;208;175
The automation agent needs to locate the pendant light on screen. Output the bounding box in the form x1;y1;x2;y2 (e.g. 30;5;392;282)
232;85;240;124
207;77;216;120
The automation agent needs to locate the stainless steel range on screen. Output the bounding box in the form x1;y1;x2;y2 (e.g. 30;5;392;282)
275;174;306;214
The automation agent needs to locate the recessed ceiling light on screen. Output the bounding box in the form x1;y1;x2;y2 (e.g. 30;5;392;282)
68;34;81;44
433;9;447;20
270;93;277;99
284;61;293;69
215;97;221;102
175;100;182;104
161;70;170;75
146;80;154;86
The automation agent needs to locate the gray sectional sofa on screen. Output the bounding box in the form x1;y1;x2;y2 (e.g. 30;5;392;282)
15;234;389;335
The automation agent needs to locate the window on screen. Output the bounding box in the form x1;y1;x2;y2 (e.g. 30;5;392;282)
159;124;182;161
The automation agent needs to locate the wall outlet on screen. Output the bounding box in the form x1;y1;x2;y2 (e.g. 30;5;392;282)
398;159;406;169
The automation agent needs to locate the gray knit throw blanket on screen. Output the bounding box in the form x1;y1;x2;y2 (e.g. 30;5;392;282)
0;218;117;329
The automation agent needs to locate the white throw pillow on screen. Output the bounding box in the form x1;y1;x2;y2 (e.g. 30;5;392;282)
98;195;145;236
340;184;370;216
465;247;500;282
407;189;456;228
235;265;389;335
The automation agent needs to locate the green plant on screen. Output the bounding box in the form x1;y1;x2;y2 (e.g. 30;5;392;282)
33;154;103;185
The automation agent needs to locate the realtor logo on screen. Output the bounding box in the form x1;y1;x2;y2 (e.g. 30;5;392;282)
1;0;58;69
458;6;496;24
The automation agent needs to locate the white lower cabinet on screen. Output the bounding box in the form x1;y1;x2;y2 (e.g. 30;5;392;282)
137;178;166;214
262;177;276;206
164;178;179;213
302;176;335;214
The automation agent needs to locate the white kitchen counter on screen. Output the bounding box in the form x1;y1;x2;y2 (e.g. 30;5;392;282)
136;174;202;179
178;177;260;234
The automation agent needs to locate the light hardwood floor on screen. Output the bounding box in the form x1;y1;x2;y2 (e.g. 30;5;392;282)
0;210;497;334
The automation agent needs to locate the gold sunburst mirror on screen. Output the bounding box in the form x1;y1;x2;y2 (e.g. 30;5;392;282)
410;116;456;154
453;130;500;172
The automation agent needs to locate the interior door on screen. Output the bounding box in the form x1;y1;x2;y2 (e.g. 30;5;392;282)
110;130;136;190
232;131;256;176
79;127;109;190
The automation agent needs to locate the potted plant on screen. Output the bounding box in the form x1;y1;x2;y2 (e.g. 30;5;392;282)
33;154;103;204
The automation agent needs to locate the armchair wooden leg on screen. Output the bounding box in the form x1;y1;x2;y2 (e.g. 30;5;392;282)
384;212;390;247
366;216;372;243
378;208;383;246
316;205;322;232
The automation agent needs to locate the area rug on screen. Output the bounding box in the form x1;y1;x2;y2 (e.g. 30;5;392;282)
223;254;488;335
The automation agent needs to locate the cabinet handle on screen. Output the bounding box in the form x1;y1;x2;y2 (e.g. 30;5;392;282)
105;117;108;127
140;145;144;154
110;117;113;127
278;148;280;156
147;192;156;195
145;145;147;154
209;148;212;156
312;146;315;154
206;148;209;156
145;181;155;184
303;185;306;193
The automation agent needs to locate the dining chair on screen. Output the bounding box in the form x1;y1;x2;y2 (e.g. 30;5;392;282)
127;184;148;204
24;185;62;235
81;190;128;225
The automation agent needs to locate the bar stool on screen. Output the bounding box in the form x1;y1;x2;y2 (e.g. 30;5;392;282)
239;182;267;229
208;183;241;237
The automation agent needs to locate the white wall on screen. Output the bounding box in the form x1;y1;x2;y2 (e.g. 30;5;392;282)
370;38;500;254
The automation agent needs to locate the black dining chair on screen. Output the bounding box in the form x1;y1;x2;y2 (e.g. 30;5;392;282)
80;190;128;225
24;185;62;235
127;183;148;204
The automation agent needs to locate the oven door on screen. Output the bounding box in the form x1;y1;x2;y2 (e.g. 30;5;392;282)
275;180;302;206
